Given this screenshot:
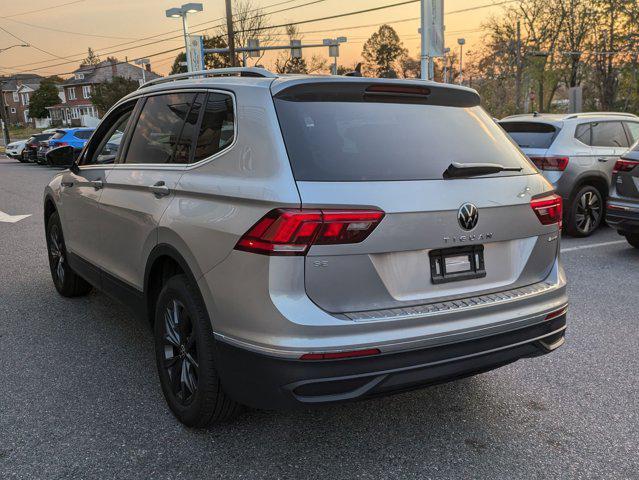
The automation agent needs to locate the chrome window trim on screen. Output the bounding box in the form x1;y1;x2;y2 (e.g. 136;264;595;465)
104;87;238;172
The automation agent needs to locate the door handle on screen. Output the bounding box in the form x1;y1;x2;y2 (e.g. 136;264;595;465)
149;181;170;197
597;158;609;162
91;180;103;190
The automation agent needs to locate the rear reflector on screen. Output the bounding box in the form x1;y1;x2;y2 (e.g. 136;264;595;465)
531;193;563;227
545;305;568;321
607;204;628;211
528;155;569;171
235;209;385;256
300;348;381;361
613;158;639;174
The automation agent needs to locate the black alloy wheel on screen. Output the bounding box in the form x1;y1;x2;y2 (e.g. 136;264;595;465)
161;298;199;406
154;275;242;427
566;186;603;237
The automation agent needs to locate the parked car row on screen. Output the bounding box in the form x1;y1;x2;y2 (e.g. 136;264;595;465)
500;112;639;244
6;127;94;166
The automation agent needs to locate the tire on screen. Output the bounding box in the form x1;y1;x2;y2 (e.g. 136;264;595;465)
625;234;639;249
46;211;93;297
154;274;242;427
564;185;604;237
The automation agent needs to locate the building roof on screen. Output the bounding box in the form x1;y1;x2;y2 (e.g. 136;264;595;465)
64;59;162;86
0;74;44;92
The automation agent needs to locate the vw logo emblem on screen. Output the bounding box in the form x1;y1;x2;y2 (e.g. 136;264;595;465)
458;203;479;230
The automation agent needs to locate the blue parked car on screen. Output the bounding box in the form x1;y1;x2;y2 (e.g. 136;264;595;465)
43;128;95;166
48;128;95;149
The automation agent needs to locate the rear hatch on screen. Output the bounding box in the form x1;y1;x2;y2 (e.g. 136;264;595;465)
499;120;569;181
272;80;560;313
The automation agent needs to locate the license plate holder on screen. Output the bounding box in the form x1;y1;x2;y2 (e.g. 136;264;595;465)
429;245;486;284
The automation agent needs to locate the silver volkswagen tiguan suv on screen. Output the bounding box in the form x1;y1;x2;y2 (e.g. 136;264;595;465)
43;68;568;426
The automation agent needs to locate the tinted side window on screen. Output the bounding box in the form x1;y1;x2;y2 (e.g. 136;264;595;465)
82;103;135;166
173;93;204;164
591;121;628;148
575;123;591;145
193;93;235;162
624;122;639;144
124;93;197;164
74;130;93;139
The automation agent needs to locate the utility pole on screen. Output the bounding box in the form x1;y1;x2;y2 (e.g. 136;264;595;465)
420;0;432;80
0;83;10;147
458;38;465;85
225;0;237;67
515;20;522;113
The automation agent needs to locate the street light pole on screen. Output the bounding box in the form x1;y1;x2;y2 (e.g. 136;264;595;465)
135;58;150;84
458;38;465;85
166;3;203;72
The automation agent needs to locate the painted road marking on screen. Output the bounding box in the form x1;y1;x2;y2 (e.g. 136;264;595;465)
561;240;627;253
0;210;31;223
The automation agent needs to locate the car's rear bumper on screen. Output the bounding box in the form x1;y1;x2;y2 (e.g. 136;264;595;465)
606;201;639;233
215;312;566;410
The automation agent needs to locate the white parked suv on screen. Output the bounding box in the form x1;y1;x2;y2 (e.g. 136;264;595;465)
500;112;639;236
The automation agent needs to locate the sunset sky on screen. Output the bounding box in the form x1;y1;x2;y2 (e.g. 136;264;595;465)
0;0;508;77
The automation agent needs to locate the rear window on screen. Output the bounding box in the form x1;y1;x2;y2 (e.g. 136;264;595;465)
51;131;66;140
500;121;558;149
74;130;93;139
274;97;534;182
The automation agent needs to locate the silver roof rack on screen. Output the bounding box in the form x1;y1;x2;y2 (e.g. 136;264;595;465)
564;111;638;120
138;67;278;90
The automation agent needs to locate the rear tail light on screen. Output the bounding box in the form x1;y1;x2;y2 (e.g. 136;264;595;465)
235;209;385;256
612;158;639;174
300;348;381;361
529;155;569;171
531;193;563;227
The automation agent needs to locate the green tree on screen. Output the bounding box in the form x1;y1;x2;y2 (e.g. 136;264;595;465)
91;76;139;114
29;78;60;119
82;47;101;66
362;25;407;78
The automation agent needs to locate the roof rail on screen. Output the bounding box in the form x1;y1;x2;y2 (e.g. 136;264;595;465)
564;111;638;120
138;67;278;90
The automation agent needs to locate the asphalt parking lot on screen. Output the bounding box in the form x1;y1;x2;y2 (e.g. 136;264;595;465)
1;156;637;480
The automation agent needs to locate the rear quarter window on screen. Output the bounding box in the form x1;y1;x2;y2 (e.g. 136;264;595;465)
499;121;559;149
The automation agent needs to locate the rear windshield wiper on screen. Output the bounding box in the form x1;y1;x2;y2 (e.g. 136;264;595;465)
443;162;522;179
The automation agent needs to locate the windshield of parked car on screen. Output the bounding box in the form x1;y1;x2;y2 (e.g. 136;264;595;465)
274;99;535;181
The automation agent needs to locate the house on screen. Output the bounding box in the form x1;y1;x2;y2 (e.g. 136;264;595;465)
1;74;44;126
47;58;161;127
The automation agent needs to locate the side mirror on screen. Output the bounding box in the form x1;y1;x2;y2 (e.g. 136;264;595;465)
46;145;77;169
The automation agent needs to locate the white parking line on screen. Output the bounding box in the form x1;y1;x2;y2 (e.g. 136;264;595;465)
561;240;627;253
0;210;31;223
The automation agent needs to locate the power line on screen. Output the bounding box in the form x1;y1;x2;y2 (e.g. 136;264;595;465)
0;23;72;61
0;0;86;19
2;0;329;72
4;0;512;74
0;17;143;40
